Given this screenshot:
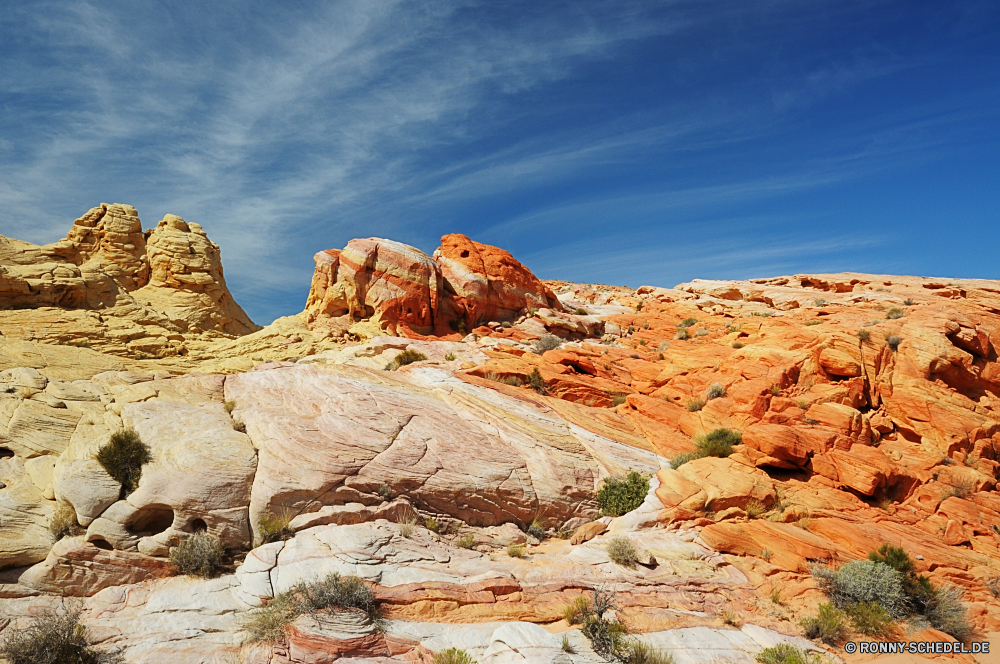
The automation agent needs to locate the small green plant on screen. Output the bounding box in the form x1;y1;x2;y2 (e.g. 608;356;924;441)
732;341;745;349
886;307;905;319
223;400;236;413
561;633;574;653
800;602;849;645
96;429;152;496
456;533;475;549
796;400;809;409
903;297;914;306
674;328;690;340
528;307;539;316
886;334;902;351
377;483;392;501
563;596;591;624
705;382;726;399
639;339;648;345
760;548;772;562
170;531;225;578
432;648;474;664
50;502;84;540
686;398;705;412
642;322;649;329
385;349;428;370
399;517;416;538
946;478;976;499
626;640;675;664
744;499;766;519
425;517;440;532
756;643;817;664
846;600;894;637
693;428;741;458
444;353;456;361
857;329;870;341
611;393;628;406
597;471;649;516
0;607;120;664
606;536;639;568
575;308;589;315
719;608;743;627
535;334;562;354
770;384;781;396
678;318;697;328
580;588;629;661
501;320;511;328
526;514;546;540
636;301;644;312
506;543;527;558
770;588;783;605
256;510;294;545
670;451;699;469
805;320;822;326
527;367;548;394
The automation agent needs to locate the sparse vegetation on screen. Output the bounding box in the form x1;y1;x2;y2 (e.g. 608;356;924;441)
96;429;152;496
444;353;456;361
705;383;726;399
805;320;822;326
756;643;818;664
732;341;744;349
903;298;914;306
744;499;766;519
563;595;592;624
886;307;905;319
796;400;809;409
626;640;675;664
770;588;783;605
686;398;705;412
693;428;741;458
575;307;589;315
535;334;563;354
486;372;523;387
674;328;690;340
561;633;574;653
800;602;849;645
606;536;639;568
639;339;648;345
670;452;699;469
170;531;225;578
526;514;546;540
719;608;743;627
770;384;781;396
946;478;976;499
597;471;650;517
377;483;392;501
695;328;709;337
0;607;121;664
658;341;670;351
885;334;902;351
256;510;294;546
527;367;548;394
433;648;474;664
636;301;643;312
846;600;894;637
384;349;427;371
814;298;827;306
611;393;628;407
456;534;475;549
50;502;85;540
425;517;440;532
223;400;236;413
678;318;697;328
857;329;870;341
506;543;527;558
398;517;416;538
760;548;772;562
241;573;381;645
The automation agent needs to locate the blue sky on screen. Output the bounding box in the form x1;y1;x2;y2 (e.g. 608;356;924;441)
2;1;998;324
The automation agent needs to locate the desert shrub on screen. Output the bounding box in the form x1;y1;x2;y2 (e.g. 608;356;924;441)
606;536;639;568
658;341;670;351
385;349;427;371
561;633;574;653
695;328;709;337
425;517;439;532
170;531;224;577
582;591;630;661
527;368;547;394
857;329;870;341
526;515;546;540
756;643;816;664
770;588;783;605
611;393;628;407
800;602;849;645
575;307;589;315
760;548;773;562
597;471;649;516
639;339;648;345
444;353;456;361
674;328;690;340
377;483;392;501
847;601;894;637
398;517;416;538
770;384;781;396
670;452;699;469
256;510;294;546
506;543;527;558
732;341;745;349
535;334;562;354
50;502;85;540
986;575;1000;598
705;382;726;399
805;320;822;326
885;334;902;351
693;428;741;458
924;585;972;642
946;478;976;499
744;499;766;519
242;572;381;644
719;608;743;626
796;400;809;409
903;297;914;305
678;318;697;328
625;640;675;664
813;298;827;306
642;322;649;329
0;607;120;664
812;560;909;618
223;400;236;413
886;307;905;319
456;534;475;549
563;596;592;624
96;429;151;496
636;301;644;312
686;398;705;412
433;648;473;664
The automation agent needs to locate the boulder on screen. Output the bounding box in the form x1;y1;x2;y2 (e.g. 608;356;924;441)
19;536;173;595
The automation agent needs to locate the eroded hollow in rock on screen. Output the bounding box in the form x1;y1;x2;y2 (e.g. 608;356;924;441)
0;448;14;459
126;505;174;537
91;538;114;550
189;518;208;532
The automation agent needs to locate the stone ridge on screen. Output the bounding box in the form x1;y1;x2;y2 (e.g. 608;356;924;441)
0;203;259;359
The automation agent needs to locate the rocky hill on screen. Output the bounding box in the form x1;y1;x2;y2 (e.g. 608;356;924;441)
0;209;999;663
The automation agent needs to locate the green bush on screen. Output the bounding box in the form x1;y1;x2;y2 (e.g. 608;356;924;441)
770;384;781;396
705;383;726;399
434;648;474;664
686;398;705;412
886;335;902;351
886;307;905;319
50;502;84;540
812;560;909;618
96;429;151;496
506;543;527;558
756;643;816;664
597;471;649;516
857;329;870;341
527;368;547;394
0;607;121;664
425;517;439;532
924;585;972;642
670;452;699;469
626;640;675;664
384;349;427;371
674;328;690;340
256;510;294;546
444;353;456;361
575;308;589;315
744;499;766;519
170;531;225;578
693;428;741;458
611;393;628;406
678;318;698;328
242;572;381;644
800;602;849;645
456;534;475;549
847;601;894;637
563;596;591;624
732;341;745;349
606;536;639;568
526;515;546;540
